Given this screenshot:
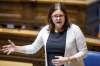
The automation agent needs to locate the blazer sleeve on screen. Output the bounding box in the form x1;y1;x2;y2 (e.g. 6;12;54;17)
18;26;46;54
72;25;88;60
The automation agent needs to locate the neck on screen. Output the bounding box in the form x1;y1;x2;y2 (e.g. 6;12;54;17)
55;28;64;32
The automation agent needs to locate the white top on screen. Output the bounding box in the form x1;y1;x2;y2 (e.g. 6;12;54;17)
19;24;88;66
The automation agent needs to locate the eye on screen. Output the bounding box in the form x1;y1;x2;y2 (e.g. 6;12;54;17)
52;14;64;18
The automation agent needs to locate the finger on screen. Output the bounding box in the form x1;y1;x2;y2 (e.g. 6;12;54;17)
8;39;15;46
1;48;8;51
52;59;61;66
52;61;59;64
52;59;59;63
2;45;10;48
3;50;9;53
52;61;59;66
2;47;9;50
53;63;60;66
7;50;11;55
55;56;62;59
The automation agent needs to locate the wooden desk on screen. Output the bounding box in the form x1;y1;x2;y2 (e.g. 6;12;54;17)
86;37;100;46
98;34;100;38
86;37;100;51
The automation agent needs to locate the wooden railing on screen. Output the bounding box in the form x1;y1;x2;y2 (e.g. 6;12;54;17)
0;28;99;47
37;0;97;5
0;28;100;46
86;37;100;46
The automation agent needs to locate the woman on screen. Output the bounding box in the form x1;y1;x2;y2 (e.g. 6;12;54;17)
2;3;87;66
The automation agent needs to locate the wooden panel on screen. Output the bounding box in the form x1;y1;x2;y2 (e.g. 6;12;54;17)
0;1;99;36
86;37;100;46
37;0;97;5
0;60;32;66
86;37;100;51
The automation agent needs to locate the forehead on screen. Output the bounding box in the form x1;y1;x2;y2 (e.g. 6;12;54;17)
52;10;64;15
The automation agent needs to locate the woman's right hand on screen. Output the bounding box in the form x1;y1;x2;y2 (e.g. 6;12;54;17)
2;40;16;55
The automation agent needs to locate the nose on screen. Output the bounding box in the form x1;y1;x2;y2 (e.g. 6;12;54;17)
56;16;61;20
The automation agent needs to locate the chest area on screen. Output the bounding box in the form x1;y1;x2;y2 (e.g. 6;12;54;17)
46;31;66;53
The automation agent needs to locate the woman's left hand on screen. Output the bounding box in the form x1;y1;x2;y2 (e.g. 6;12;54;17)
52;56;69;66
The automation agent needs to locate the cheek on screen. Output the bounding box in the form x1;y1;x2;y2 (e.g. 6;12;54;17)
63;17;65;21
52;18;56;23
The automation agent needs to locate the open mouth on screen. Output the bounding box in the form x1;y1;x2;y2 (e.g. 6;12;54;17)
56;21;61;23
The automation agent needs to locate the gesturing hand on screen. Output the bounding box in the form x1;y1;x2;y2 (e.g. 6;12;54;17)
2;40;16;55
52;56;69;66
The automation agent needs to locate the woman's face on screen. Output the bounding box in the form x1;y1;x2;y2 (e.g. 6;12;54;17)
51;9;65;30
